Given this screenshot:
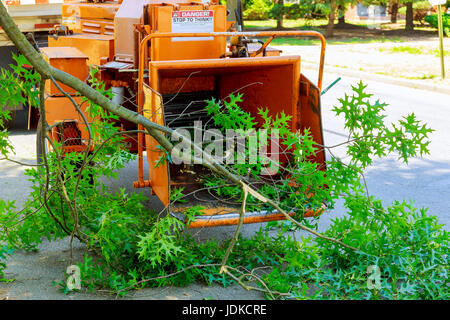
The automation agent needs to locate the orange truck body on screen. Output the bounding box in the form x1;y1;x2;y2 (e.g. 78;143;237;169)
1;0;63;45
37;0;327;227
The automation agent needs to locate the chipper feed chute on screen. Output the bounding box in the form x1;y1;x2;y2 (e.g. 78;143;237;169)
137;31;327;228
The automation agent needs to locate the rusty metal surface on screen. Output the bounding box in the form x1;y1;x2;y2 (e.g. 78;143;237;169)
187;211;315;229
62;2;120;22
44;95;94;153
300;74;326;166
48;33;114;66
41;45;88;59
41;46;89;96
170;189;322;228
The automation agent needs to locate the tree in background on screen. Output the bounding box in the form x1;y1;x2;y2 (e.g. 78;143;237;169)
402;1;439;26
327;0;338;35
241;0;438;33
241;0;353;34
338;1;347;25
276;0;285;29
242;0;320;29
326;0;358;36
242;0;272;20
396;0;439;30
389;0;399;23
405;0;414;30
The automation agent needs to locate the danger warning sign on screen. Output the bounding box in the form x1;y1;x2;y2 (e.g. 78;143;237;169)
171;10;214;42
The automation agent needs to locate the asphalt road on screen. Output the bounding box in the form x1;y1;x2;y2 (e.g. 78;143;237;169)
0;66;449;299
316;71;450;232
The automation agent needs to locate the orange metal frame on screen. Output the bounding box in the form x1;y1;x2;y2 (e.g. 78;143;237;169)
138;30;326;94
134;31;327;227
135;30;326;187
147;55;302;208
187;206;325;229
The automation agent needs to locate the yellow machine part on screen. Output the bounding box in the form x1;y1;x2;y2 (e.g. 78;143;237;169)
62;2;120;33
150;4;227;61
48;33;115;66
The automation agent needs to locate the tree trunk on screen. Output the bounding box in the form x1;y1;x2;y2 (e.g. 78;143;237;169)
338;4;345;26
276;0;284;30
327;0;337;37
405;1;414;30
390;0;399;24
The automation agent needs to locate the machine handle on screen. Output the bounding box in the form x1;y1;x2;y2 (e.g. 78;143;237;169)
138;30;326;92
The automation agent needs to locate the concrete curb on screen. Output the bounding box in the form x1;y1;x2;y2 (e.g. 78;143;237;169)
302;62;450;95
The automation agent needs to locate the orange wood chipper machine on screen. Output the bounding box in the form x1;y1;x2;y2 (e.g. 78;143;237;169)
33;0;327;228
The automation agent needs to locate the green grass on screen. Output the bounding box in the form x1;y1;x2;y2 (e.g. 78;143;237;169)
244;18;437;46
245;19;407;46
379;45;449;57
406;74;439;80
244;19;327;29
376;70;439;81
428;48;450;57
269;38;317;46
264;36;405;46
244;19;384;30
390;46;424;54
379;46;424;54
